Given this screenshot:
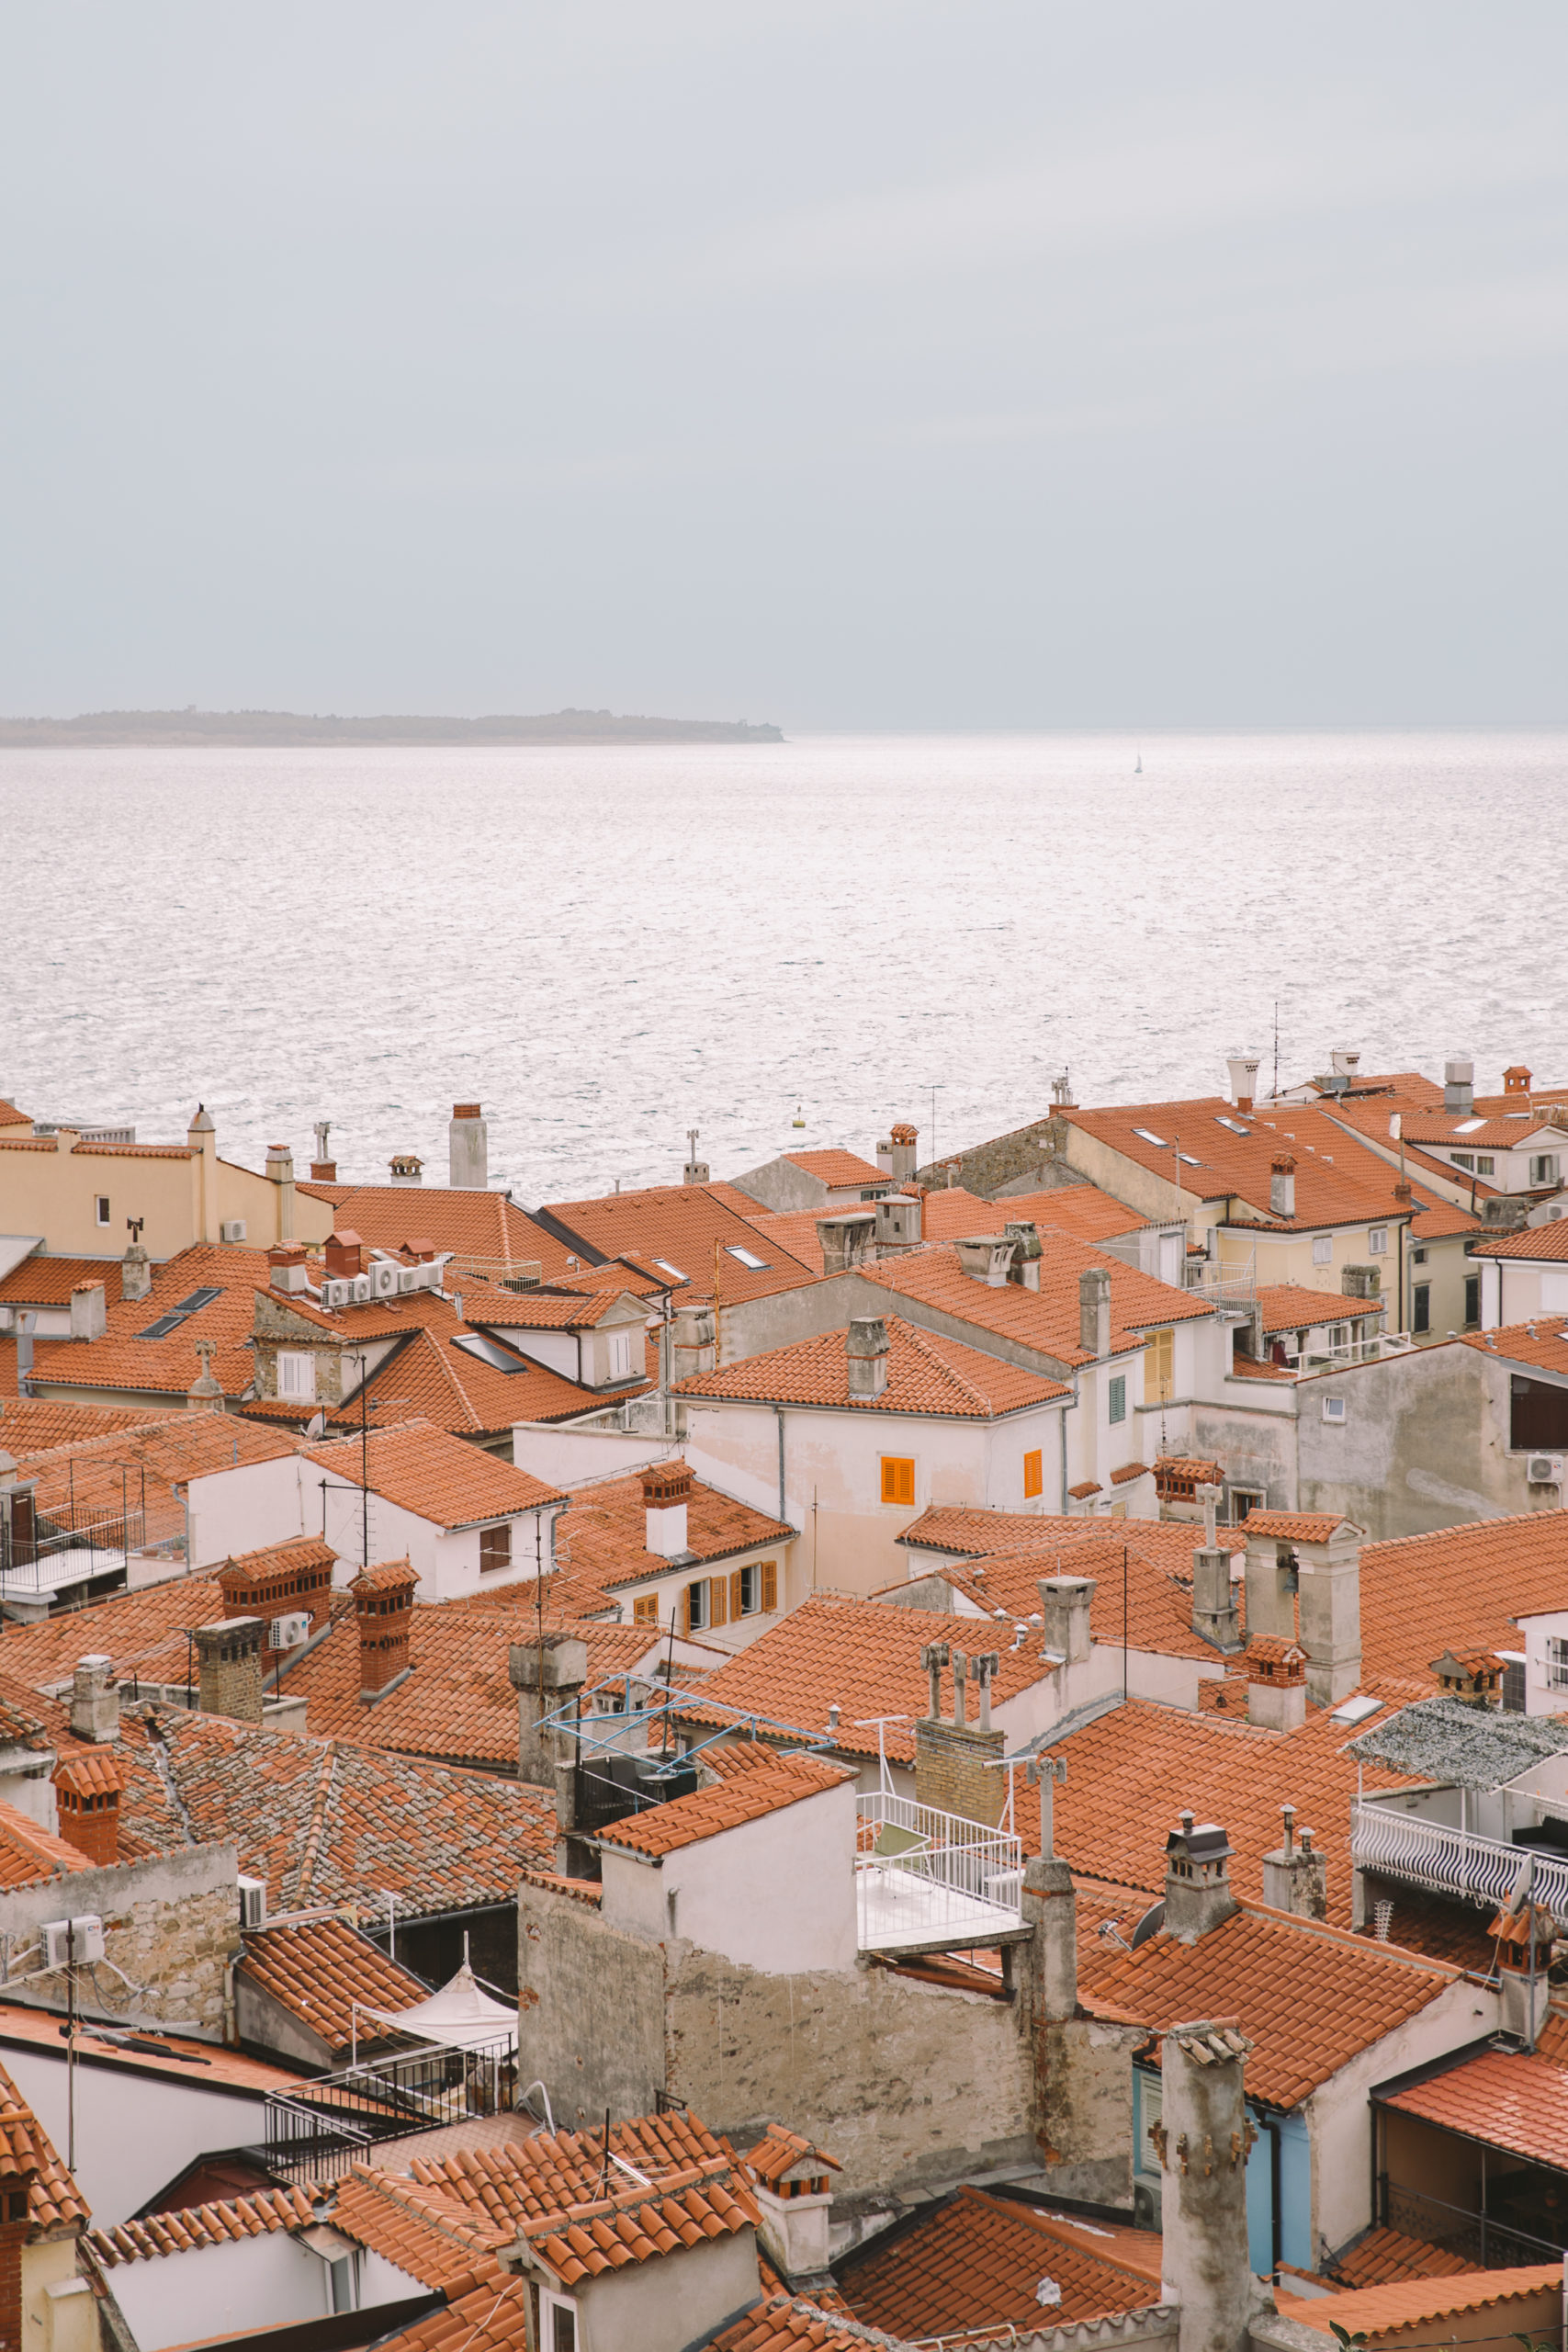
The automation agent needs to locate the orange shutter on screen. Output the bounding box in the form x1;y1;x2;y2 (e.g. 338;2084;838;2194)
761;1559;777;1611
730;1569;745;1619
682;1583;694;1635
1023;1449;1043;1499
708;1576;728;1628
634;1594;658;1624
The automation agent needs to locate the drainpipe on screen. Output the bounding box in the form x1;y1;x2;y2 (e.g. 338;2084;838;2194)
773;1405;786;1525
1257;2108;1282;2278
1058;1396;1071;1514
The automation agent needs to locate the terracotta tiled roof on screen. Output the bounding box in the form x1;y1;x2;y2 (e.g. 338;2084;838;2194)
301;1419;565;1528
1232;1352;1299;1382
1060;1100;1416;1227
556;1464;791;1589
743;2124;840;2187
0;1799;96;1890
1327;2226;1479;2290
322;1318;641;1438
673;1591;1061;1766
1256;1283;1383;1334
467;1287;633;1331
369;2271;533;2352
332;2169;511;2287
674;1316;1070;1417
1043;1697;1420;1930
1078;1905;1453;2107
20;1411;297;1525
239;1917;427;2053
1472;1219;1568;1261
0;1398;178;1452
402;2110;736;2234
0;2060;88;2230
1379;2044;1568;2171
1359;1509;1568;1690
457;1566;620;1621
847;1238;1213;1370
1410;1200;1485;1240
0;1257;132;1308
1276;2264;1563;2336
538;1182;818;1305
92;2186;314;2265
525;2164;756;2283
27;1244;278;1402
1533;2008;1568;2064
52;1750;124;1800
1459;1315;1568;1377
1241;1510;1358;1543
295;1181;581;1283
706;2297;921;2351
783;1150;886;1187
599;1753;849;1857
987;1184;1152;1246
838;2185;1163;2343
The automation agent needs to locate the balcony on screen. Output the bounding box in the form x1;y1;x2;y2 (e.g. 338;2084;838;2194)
855;1792;1025;1957
1351;1798;1568;1928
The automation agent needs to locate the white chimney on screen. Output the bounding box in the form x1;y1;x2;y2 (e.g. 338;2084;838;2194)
70;1282;107;1343
265;1144;296;1240
874;1194;921;1256
71;1656;119;1746
449;1103;489;1190
1077;1265;1111;1354
640;1463;693;1558
1330;1049;1360;1079
1444;1057;1474;1115
885;1122;919;1184
1269;1155;1296;1217
846;1317;889;1398
1225;1055;1260;1114
389;1152;423;1185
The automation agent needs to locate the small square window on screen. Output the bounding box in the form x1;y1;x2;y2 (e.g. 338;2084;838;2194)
1312;1236;1333;1266
1368;1227;1387;1254
1322;1396;1347;1424
95;1196;110;1227
1022;1449;1043;1500
880;1456;916;1507
479;1523;512;1575
1108;1374;1126;1425
276;1351;316;1401
1413;1247;1429;1265
633;1593;659;1625
1477;1156;1495;1175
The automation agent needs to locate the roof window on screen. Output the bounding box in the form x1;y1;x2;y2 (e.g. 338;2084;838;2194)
725;1246;770;1271
1329;1692;1382;1725
452;1333;532;1374
1452;1118;1485;1135
651;1259;687;1282
1131;1127;1168;1148
173;1286;223;1313
135;1312;188;1340
1176;1151;1201;1167
1214;1117;1250;1136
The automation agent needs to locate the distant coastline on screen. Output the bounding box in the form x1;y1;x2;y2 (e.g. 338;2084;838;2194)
0;707;784;747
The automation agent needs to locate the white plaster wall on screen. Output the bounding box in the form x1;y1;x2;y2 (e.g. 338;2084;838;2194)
1515;1608;1568;1715
104;2233;331;2352
186;1455;310;1568
0;2042;267;2226
513;1428;676;1487
599;1849;668;1941
663;1781;859;1973
491;1326;579;1379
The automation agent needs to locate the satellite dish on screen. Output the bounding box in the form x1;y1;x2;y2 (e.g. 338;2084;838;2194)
1507;1852;1536;1907
1130;1899;1166;1951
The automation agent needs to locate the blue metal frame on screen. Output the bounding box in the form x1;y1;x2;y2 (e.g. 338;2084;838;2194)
534;1673;832;1777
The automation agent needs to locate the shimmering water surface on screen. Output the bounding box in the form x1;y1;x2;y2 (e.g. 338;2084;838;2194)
2;732;1563;1203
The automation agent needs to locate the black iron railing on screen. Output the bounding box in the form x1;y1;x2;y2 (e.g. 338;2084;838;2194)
265;2033;518;2183
1380;2176;1565;2270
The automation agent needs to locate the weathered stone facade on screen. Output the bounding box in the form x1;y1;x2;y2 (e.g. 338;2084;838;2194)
914;1717;1005;1826
250;1293;351;1408
0;1844;240;2041
917;1114;1084;1200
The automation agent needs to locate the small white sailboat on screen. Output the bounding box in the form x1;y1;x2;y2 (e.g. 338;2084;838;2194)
1134;746;1143;775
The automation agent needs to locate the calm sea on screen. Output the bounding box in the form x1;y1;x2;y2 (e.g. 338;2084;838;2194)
2;731;1563;1204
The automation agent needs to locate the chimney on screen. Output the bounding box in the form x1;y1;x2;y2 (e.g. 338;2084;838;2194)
1225;1056;1260;1114
817;1212;874;1275
1037;1575;1094;1667
915;1642;1005;1821
846;1317;889;1399
1190;1524;1242;1654
1005;1222;1043;1289
265;1145;297;1242
885;1122;919;1185
195;1618;265;1724
954;1236;1014;1288
311;1120;336;1183
354;1561;417;1700
509;1635;590;1793
389;1152;423;1185
1243;1538;1296;1643
1269;1156;1296;1218
1155;2018;1258;2350
220;1548;333;1635
70;1655;119;1745
1341;1264;1380;1300
746;2136;840;2285
186;1338;224;1414
1444;1057;1475;1115
640;1461;694;1558
120;1237;152;1304
1505;1066;1532;1098
1164;1813;1237;1942
1260;1806;1326;1919
69;1282;106;1343
267;1242;310;1295
1077;1266;1111;1355
1393;1181;1412;1206
671;1304;716;1382
324;1229;364;1280
874;1194;922;1256
187;1104;218;1245
449;1103;489;1190
1296;1524;1362;1705
1246;1639;1308;1732
52;1751;124;1868
1023;1850;1077;2023
921;1640;949;1718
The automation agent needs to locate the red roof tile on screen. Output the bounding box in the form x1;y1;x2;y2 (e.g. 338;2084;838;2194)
1276;2264;1562;2336
301;1419;564;1528
1242;1510;1359;1543
849;1237;1213;1369
599;1753;850;1857
1060;1100;1417;1227
0;1800;96;1890
784;1150;887;1188
705;2296;921;2351
555;1464;791;1590
0;1398;180;1452
1327;2225;1481;2290
674;1315;1069;1417
539;1183;818;1306
1359;1509;1568;1689
1256;1283;1384;1335
1379;2044;1568;2171
239;1916;428;2054
1472;1219;1568;1261
1459;1314;1568;1377
91;2187;314;2265
0;2057;88;2230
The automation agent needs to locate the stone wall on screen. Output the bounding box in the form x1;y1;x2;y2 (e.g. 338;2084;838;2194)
916;1115;1082;1200
914;1718;1005;1826
0;1844;240;2041
517;1880;668;2127
251;1294;348;1408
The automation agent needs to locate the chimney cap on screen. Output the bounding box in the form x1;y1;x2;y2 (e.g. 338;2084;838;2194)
1270;1153;1296;1173
1168;1817;1231;1863
452;1102;483;1120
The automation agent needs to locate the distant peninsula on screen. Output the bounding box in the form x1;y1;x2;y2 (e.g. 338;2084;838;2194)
0;707;784;747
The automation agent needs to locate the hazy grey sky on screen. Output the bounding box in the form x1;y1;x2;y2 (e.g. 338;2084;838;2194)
3;3;1564;727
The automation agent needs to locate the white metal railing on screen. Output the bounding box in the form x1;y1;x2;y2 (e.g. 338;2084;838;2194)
1295;1333;1414;1371
855;1792;1023;1953
1352;1799;1568;1927
1184;1253;1257;1305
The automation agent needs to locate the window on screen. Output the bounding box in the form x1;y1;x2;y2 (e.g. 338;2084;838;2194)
1022;1449;1043;1500
651;1259;687;1282
1322;1396;1347;1424
1132;1127;1168;1148
1368;1227;1387;1255
1412;1283;1431;1335
1510;1375;1568;1453
730;1563;759;1616
606;1329;635;1381
1532;1155;1561;1186
479;1523;512;1575
1229;1487;1264;1524
725;1246;770;1271
633;1593;660;1624
453;1333;531;1373
1109;1374;1126;1424
329;2256;358;2314
276;1351;315;1401
1477;1156;1495;1175
684;1579;708;1632
1451;1152;1474;1171
880;1456;916;1506
1548;1638;1568;1694
1143;1329;1174;1406
541;2295;577;2352
1412;1246;1429;1265
95;1195;110;1227
1464;1273;1481;1328
1502;1657;1527;1713
1312;1236;1333;1266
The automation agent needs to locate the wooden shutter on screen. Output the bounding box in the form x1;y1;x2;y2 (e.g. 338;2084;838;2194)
708;1576;728;1627
760;1559;777;1611
1022;1449;1043;1499
682;1583;694;1635
883;1456;915;1507
730;1569;746;1619
634;1594;658;1624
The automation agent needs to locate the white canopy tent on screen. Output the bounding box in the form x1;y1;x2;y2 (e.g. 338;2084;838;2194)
354;1942;518;2057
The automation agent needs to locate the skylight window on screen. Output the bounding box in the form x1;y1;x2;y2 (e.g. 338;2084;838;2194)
1176;1152;1202;1167
453;1333;531;1374
1214;1117;1250;1136
135;1312;188;1340
651;1259;687;1282
1329;1693;1382;1726
725;1246;770;1270
1131;1127;1168;1148
1452;1118;1485;1135
173;1286;223;1312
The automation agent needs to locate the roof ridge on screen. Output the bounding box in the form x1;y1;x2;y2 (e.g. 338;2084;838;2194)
892;1319;998;1415
289;1742;342;1911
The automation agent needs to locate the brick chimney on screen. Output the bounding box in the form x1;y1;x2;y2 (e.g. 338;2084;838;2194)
1155;2018;1258;2349
52;1751;124;1867
1506;1066;1532;1097
1078;1266;1111;1355
880;1123;919;1185
265;1145;297;1242
195;1618;265;1724
219;1548;333;1636
389;1152;423;1185
69;1282;106;1343
817;1212;874;1275
1164;1811;1238;1942
70;1656;119;1745
267;1242;310;1295
846;1317;889;1398
1246;1638;1307;1731
354;1561;417;1700
1226;1056;1260;1114
311;1120;336;1182
449;1103;488;1190
1269;1156;1296;1218
1261;1805;1326;1919
915;1643;1003;1823
1037;1575;1094;1667
324;1229;364;1280
640;1461;694;1558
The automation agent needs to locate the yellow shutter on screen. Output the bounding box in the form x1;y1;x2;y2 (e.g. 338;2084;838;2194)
1144;1328;1174;1405
729;1569;745;1620
682;1583;693;1635
709;1575;728;1627
633;1593;658;1625
760;1559;777;1611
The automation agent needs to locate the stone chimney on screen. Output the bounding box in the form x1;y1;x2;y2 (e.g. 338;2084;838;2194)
70;1655;119;1745
1243;1538;1297;1644
1038;1575;1094;1667
1005;1222;1043;1290
311;1120;336;1183
1269;1156;1296;1218
1225;1056;1260;1114
1164;1812;1238;1942
52;1751;124;1868
817;1212;874;1275
641;1461;694;1558
884;1123;919;1185
1190;1530;1242;1655
195;1618;265;1724
187;1104;218;1246
266;1242;310;1295
1156;2018;1259;2352
449;1103;488;1190
186;1338;224;1413
1261;1806;1326;1919
1296;1523;1362;1705
389;1152;423;1185
324;1229;364;1280
915;1642;1004;1823
874;1194;921;1256
510;1634;590;1785
671;1304;716;1382
1023;1850;1077;2022
1078;1266;1111;1355
354;1561;417;1700
846;1317;889;1399
954;1236;1015;1288
1444;1057;1475;1115
121;1236;152;1305
265;1145;297;1241
69;1282;106;1343
1247;1638;1308;1731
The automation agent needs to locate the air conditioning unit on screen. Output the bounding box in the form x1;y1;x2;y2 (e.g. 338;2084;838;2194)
268;1612;311;1651
220;1219;247;1245
321;1277;350;1310
370;1261;399;1299
40;1916;105;1970
397;1265;419;1294
1528;1456;1564;1487
350;1272;372;1304
237;1875;268;1931
1133;2181;1161;2230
